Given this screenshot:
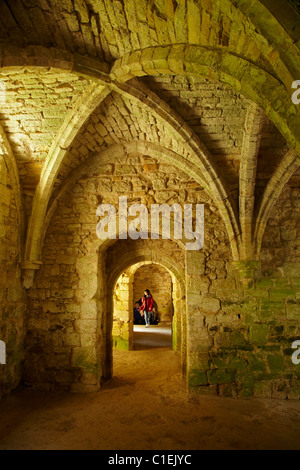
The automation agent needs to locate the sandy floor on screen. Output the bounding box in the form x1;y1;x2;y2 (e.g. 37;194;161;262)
0;325;299;450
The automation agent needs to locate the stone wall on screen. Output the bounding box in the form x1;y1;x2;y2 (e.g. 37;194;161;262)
0;68;91;191
23;151;300;398
112;271;134;350
187;178;300;399
0;0;299;404
0;156;25;399
133;264;173;323
24;153;216;390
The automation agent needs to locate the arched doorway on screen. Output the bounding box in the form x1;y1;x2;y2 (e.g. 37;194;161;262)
71;234;208;393
106;244;186;382
111;261;178;353
133;264;173;325
133;264;174;351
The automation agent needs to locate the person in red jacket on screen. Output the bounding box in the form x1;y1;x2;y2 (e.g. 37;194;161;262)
140;289;153;328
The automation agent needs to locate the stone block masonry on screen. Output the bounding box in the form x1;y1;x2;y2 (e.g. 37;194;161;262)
0;0;299;403
0;156;25;399
22;150;300;398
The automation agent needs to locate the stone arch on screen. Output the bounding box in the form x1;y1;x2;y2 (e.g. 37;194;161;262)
0;124;24;259
108;256;185;291
0;44;110;81
0;0;298;86
111;45;300;156
23;82;111;269
2;4;300;278
24;137;237;293
24;75;241;276
254;149;300;257
229;0;300;85
42;141;209;248
108;258;184;359
106;248;186;379
72;233;186;391
131;262;177;323
24;39;300;281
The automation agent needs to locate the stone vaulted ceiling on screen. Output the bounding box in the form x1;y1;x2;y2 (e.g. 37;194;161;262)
0;0;299;268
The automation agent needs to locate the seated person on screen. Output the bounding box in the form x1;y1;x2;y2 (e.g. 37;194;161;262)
151;304;159;325
133;301;144;325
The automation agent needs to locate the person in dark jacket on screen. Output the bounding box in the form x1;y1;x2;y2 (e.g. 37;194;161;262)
140;289;153;328
133;301;144;325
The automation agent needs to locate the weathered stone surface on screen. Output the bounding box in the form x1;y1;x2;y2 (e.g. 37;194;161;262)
0;0;300;402
0;162;25;399
200;297;221;314
249;324;269;345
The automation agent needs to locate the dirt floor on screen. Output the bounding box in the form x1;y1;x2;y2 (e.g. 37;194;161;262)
0;325;300;450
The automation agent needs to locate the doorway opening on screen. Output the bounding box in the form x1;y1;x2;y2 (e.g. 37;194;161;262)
132;264;173;350
98;238;187;384
111;262;178;352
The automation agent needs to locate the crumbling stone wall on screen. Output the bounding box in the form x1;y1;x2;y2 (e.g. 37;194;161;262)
0;156;25;398
133;264;173;323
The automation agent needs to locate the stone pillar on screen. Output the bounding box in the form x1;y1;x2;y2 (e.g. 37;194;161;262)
181;296;187;376
71;251;101;392
112;272;134;351
98;252;110;379
172;280;182;351
185;250;211;388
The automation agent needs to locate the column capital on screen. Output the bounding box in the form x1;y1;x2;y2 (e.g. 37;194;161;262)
20;261;43;289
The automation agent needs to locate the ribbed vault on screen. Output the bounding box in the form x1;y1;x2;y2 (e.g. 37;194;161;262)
0;0;297;281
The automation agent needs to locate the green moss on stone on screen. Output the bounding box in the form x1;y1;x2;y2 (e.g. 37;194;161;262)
113;336;130;351
255;279;273;289
188;369;208;387
210;355;227;369
236;369;254;388
73;350;99;378
227;356;248;369
207;369;235;384
216;330;248;349
253;381;272;398
260;299;284;319
238;344;254;351
286;301;300;320
250;356;266;371
220;383;236;397
239;387;253;398
249;324;268;345
260;344;281;351
269;288;295;300
267;354;284;372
